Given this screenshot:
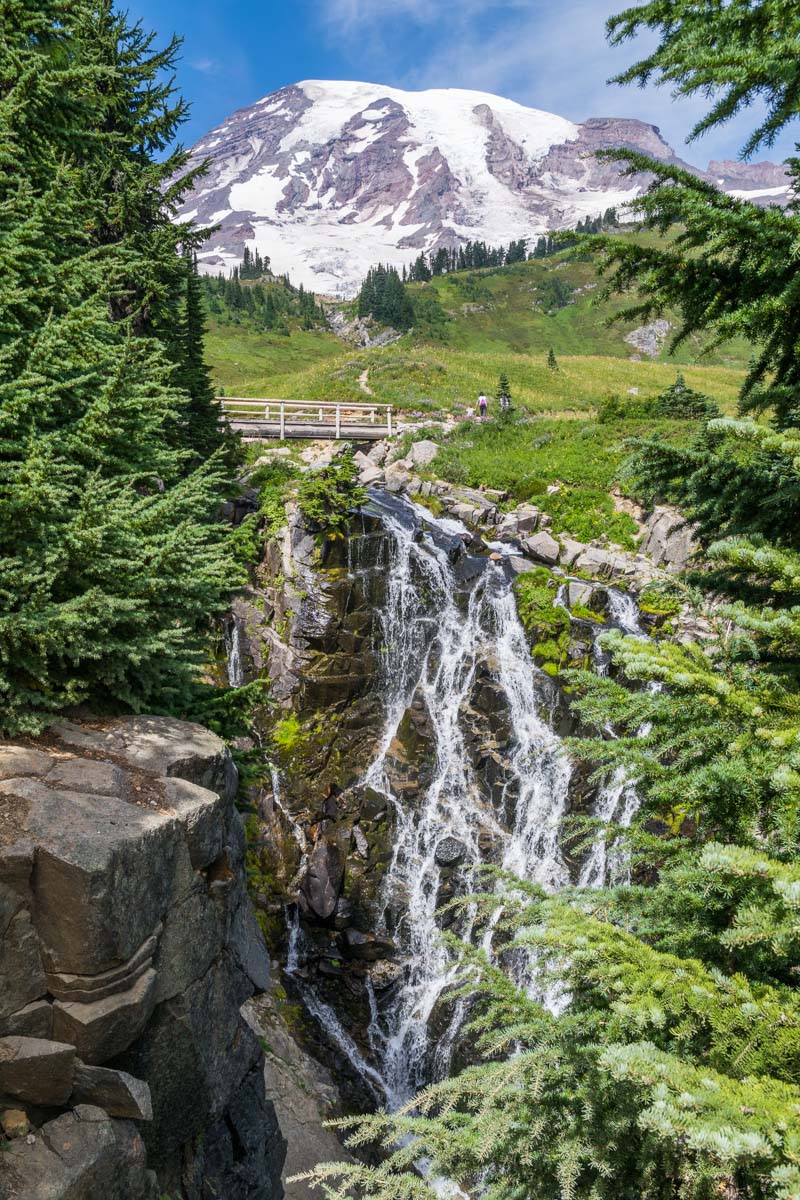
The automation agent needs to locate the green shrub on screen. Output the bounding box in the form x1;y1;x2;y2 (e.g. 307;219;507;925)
297;454;367;538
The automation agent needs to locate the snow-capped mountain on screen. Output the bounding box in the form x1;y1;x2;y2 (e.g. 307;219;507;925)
177;80;790;296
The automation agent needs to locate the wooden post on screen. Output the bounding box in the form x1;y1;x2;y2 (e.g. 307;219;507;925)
335;404;341;439
280;402;285;440
265;404;270;421
370;408;376;424
319;407;324;422
387;406;393;437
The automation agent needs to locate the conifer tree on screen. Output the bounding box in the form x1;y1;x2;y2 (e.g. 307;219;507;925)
547;346;558;370
0;1;236;734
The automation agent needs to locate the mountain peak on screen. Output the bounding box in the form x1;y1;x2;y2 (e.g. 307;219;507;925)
178;80;789;296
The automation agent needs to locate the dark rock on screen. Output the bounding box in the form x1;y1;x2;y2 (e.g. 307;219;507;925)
1;1105;158;1199
3;999;53;1039
0;1035;76;1106
52;968;157;1065
332;897;355;930
0;907;46;1022
300;836;344;921
72;1061;153;1120
434;838;468;868
337;928;395;962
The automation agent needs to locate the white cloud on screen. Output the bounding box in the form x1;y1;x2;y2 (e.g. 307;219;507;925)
189;56;223;75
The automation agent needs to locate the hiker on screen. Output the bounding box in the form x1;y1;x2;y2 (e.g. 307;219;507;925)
478;392;488;420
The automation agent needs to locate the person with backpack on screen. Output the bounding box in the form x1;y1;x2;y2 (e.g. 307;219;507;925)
478;392;488;420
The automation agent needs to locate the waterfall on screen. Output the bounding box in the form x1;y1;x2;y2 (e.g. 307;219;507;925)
606;587;646;637
224;613;245;688
284;905;387;1103
283;495;654;1111
578;593;660;888
356;496;572;1107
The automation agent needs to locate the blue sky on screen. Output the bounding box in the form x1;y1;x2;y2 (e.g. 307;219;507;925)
130;0;796;165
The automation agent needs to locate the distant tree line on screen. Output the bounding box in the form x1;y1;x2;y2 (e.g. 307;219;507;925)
201;271;324;333
358;265;415;329
397;209;621;281
239;246;270;279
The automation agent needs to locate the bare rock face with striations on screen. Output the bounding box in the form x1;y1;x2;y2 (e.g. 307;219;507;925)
0;715;286;1200
175;79;790;295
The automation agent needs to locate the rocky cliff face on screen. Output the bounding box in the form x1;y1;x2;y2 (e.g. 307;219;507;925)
176;79;791;295
0;716;286;1200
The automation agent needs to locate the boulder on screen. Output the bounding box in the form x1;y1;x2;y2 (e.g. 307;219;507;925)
0;1035;76;1106
3;999;53;1039
1;1105;158;1200
574;546;617;579
51;715;238;802
449;502;476;524
515;505;541;535
641;504;699;569
71;1061;153;1120
163;776;225;870
0;717;282;1199
358;464;384;486
337;928;395;962
408;439;440;467
523;531;560;566
19;779;182;976
434;837;468;868
567;582;596;610
366;440;389;465
52;968;157;1064
300;837;344;920
352;825;369;860
332;897;355;930
0;907;47;1022
1;1108;29;1138
559;538;586;567
384;466;412;494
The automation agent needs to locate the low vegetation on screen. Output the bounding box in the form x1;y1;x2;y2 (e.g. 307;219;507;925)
427;415;694;544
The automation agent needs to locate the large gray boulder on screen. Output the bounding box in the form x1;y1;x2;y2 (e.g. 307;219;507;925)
1;1104;159;1200
300;836;344;920
523;531;560;565
72;1062;153;1120
50;715;238;802
0;1035;76;1106
641;504;699;570
0;716;282;1200
408;439;440;467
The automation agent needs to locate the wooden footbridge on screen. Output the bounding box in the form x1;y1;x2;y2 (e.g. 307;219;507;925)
218;398;394;441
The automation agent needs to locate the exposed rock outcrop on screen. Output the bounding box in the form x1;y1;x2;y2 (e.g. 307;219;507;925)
640;504;699;570
0;716;286;1200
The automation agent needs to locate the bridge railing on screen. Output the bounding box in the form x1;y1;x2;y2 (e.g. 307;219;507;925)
217;398;393;439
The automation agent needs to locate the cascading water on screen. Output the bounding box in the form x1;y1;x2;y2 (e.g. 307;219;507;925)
353;495;573;1107
284;493;654;1112
578;589;661;888
224;613;245;688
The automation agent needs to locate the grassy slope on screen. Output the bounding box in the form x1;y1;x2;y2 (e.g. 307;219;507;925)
204;246;746;546
408;238;752;369
204;240;748;413
409;414;698;547
205;317;344;396
257;346;744;417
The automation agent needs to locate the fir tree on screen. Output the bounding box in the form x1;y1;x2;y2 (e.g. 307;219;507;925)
547;346;558;370
0;1;236;734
